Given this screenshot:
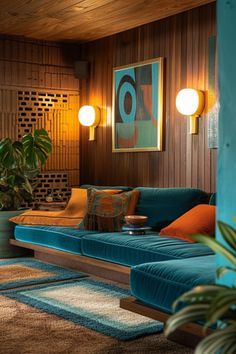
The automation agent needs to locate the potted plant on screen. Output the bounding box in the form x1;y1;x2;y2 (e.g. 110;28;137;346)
0;129;52;257
165;221;236;353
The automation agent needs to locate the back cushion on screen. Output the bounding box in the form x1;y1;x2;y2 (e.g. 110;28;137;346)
80;185;133;192
209;193;216;206
135;187;209;230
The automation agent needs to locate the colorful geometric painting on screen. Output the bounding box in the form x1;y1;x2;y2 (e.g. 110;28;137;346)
112;58;164;152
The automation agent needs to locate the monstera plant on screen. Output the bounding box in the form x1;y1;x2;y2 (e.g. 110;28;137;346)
0;129;52;211
165;221;236;354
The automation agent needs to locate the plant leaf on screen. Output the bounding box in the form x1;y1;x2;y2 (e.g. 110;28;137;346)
206;288;236;324
22;129;52;169
195;324;236;354
217;266;236;278
190;234;236;266
164;304;209;337
172;285;225;310
218;221;236;250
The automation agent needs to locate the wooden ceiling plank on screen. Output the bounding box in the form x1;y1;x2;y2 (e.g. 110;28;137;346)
0;0;215;42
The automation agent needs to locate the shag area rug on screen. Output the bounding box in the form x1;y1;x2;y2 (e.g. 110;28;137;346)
4;278;163;340
0;258;86;290
0;293;193;354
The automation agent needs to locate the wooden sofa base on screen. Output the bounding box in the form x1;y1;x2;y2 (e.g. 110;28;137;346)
10;239;130;284
10;239;210;348
120;296;211;348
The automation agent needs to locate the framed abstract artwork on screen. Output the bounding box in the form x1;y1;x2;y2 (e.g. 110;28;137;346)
112;58;164;152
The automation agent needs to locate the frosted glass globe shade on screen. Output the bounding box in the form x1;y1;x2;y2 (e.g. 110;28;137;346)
78;105;96;126
176;89;201;116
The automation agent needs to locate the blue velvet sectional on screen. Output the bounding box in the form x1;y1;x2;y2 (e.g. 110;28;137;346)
14;186;216;315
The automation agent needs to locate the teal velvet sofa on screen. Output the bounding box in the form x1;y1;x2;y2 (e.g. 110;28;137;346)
13;186;216;319
130;255;215;314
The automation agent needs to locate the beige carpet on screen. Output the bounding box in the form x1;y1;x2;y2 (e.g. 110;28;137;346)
0;295;193;354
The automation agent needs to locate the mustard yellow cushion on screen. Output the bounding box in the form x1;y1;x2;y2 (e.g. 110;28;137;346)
10;188;123;227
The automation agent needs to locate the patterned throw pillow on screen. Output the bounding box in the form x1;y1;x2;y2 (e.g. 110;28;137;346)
83;188;140;232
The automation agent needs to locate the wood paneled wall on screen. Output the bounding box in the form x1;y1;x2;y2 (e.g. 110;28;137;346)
79;3;217;192
0;36;80;202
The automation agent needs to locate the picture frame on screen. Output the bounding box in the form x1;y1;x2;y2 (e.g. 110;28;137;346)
112;57;164;153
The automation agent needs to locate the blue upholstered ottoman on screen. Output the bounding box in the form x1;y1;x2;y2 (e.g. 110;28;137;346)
130;255;216;313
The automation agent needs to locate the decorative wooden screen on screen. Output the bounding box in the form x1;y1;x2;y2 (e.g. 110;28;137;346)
0;88;80;205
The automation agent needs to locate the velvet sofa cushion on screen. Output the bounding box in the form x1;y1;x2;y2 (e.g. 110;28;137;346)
14;225;98;255
81;232;214;267
130;255;215;314
80;185;133;191
135;187;209;230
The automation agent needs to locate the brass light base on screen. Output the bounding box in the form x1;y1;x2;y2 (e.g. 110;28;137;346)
89;126;96;141
88;107;101;141
189;115;199;134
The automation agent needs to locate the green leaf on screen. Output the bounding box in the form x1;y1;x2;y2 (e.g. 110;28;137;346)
172;285;225;310
0;138;15;168
217;266;236;278
191;234;236;266
0;129;51;208
6;175;15;187
22;129;52;168
218;221;236;250
0;139;25;170
206;288;236;324
24;168;39;179
226;342;236;354
195;324;236;354
164;304;209;337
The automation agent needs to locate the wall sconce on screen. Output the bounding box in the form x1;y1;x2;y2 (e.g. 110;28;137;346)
78;105;100;141
176;89;205;134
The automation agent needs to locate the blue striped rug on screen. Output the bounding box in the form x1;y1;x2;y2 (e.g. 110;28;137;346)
4;278;163;340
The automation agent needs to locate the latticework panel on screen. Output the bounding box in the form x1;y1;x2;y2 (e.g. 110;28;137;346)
16;89;80;203
0;38;80;205
34;172;71;203
18;91;69;139
0;88;79;205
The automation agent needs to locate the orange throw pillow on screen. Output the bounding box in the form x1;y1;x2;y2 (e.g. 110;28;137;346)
159;204;216;243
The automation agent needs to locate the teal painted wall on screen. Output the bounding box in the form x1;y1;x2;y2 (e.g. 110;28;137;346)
217;0;236;285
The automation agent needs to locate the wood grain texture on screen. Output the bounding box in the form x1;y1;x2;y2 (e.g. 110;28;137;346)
79;3;217;192
0;36;80;202
0;0;215;42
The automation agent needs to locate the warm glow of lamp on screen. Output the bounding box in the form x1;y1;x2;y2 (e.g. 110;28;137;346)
78;105;100;141
176;89;205;134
